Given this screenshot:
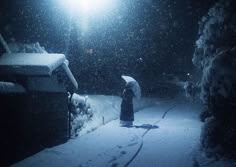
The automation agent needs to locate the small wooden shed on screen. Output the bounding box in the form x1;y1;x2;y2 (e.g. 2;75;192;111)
0;53;78;166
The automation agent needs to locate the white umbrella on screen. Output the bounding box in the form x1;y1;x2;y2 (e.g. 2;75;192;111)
121;75;141;99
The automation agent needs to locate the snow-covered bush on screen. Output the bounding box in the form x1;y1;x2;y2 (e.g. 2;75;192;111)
69;93;93;137
193;0;236;156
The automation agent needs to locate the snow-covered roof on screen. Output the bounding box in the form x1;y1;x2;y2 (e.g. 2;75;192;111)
0;53;66;76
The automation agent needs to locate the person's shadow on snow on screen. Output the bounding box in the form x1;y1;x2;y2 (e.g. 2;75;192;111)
133;124;159;129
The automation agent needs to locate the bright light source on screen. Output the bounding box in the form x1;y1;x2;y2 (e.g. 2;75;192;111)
57;0;119;32
59;0;117;17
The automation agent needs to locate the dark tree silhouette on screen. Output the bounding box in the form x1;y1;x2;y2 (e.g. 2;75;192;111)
193;0;236;156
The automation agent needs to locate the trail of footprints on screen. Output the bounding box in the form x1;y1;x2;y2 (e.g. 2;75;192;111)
108;139;140;167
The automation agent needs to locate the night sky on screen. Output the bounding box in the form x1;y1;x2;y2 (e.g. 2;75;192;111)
0;0;218;96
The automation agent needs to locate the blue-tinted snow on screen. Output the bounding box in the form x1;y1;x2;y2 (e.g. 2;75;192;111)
12;96;210;167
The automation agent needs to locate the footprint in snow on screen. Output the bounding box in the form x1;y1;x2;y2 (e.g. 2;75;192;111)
117;145;122;149
127;142;138;147
109;156;117;163
120;150;126;155
110;162;119;167
108;150;126;165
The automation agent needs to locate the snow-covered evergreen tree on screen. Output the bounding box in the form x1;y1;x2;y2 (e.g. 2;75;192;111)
193;0;236;156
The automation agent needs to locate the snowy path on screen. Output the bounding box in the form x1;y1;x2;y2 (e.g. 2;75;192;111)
130;103;202;167
12;100;202;167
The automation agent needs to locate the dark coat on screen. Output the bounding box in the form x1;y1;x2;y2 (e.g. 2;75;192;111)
120;87;134;121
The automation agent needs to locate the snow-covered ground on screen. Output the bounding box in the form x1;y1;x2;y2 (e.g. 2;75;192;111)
11;96;235;167
74;95;162;136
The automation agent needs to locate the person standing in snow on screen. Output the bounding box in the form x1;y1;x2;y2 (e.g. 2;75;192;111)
120;82;135;127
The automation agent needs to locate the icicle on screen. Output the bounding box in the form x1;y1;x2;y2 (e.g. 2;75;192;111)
0;33;12;54
62;59;78;90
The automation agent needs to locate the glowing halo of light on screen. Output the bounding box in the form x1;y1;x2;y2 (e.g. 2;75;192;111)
58;0;118;17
